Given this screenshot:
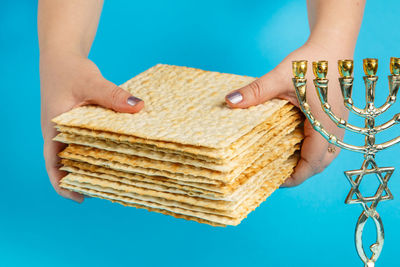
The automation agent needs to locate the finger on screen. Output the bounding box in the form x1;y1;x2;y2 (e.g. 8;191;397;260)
85;79;144;113
281;121;329;187
48;164;85;203
44;133;84;203
225;71;286;108
282;111;345;188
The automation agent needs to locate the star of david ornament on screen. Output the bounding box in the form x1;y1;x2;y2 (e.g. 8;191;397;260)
344;157;394;213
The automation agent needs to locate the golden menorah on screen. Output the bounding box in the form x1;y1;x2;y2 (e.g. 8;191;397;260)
292;57;400;266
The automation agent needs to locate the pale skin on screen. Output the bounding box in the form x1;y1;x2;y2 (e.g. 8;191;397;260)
38;0;365;202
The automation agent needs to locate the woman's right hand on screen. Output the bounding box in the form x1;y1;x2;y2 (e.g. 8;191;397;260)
40;52;144;203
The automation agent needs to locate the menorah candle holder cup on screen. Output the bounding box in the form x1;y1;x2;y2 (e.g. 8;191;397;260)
292;57;400;267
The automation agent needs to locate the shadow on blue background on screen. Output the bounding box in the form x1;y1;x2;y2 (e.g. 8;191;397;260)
1;1;400;266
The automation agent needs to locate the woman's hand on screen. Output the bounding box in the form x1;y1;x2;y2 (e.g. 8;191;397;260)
225;0;365;186
40;52;144;202
225;42;350;187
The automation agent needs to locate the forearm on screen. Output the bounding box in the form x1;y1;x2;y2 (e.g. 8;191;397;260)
306;0;365;55
38;0;103;57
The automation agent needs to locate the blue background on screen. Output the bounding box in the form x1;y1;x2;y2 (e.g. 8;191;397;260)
1;0;400;266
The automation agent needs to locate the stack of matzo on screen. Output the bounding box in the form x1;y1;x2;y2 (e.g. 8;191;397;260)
52;64;304;226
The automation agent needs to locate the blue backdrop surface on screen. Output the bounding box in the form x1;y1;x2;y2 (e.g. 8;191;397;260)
1;1;400;266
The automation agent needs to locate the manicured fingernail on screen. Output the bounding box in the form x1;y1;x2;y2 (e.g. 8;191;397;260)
127;96;142;106
226;91;243;104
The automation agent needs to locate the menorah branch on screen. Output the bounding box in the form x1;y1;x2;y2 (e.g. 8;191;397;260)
374;113;400;133
339;77;371;118
344;99;370;117
375;96;394;115
292;78;367;153
314;79;369;135
377;135;400;151
374;75;400;114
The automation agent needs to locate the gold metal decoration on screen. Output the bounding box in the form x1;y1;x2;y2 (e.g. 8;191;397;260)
291;57;400;267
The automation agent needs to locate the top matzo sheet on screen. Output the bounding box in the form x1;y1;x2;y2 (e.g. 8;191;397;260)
53;64;288;148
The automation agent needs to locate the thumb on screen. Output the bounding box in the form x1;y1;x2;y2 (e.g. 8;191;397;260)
225;71;283;108
86;79;144;113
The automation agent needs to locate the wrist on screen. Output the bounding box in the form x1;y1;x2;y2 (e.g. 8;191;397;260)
305;35;355;59
39;48;87;66
39;43;88;61
306;26;357;58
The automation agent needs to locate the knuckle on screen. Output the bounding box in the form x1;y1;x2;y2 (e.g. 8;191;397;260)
286;176;303;187
110;86;123;110
313;163;324;174
314;166;324;175
291;180;302;187
77;74;102;100
304;157;324;175
54;187;62;196
248;80;264;104
284;94;300;107
50;179;62;195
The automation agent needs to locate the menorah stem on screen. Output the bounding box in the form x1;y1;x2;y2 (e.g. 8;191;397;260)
365;116;376;154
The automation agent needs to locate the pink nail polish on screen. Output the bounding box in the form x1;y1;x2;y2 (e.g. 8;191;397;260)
226;91;243;104
127;96;142;106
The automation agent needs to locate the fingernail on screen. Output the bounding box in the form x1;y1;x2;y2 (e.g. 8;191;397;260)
226;91;243;104
127;96;142;106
